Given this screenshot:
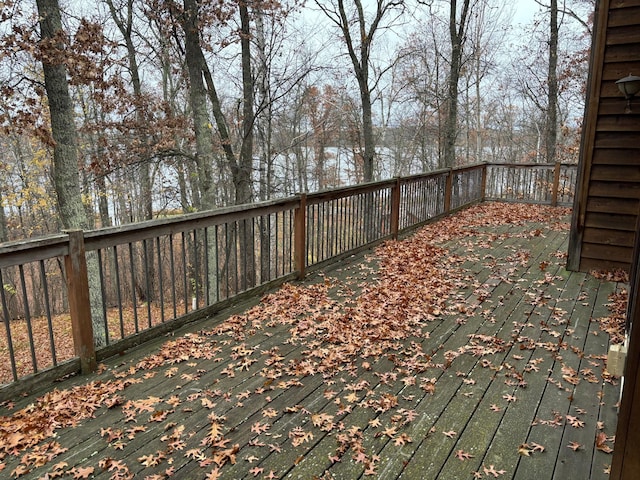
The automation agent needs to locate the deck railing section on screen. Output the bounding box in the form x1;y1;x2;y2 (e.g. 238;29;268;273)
0;236;70;385
398;171;448;230
450;164;486;211
304;182;395;269
84;199;299;338
0;162;576;393
485;163;577;206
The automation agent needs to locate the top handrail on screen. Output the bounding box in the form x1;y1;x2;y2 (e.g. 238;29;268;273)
0;234;69;269
82;197;301;252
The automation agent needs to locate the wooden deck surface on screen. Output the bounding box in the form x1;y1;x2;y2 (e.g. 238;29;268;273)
0;204;622;479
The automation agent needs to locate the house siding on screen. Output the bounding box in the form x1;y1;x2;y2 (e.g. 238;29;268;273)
568;0;640;273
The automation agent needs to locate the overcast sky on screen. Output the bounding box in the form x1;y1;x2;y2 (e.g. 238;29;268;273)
512;0;544;25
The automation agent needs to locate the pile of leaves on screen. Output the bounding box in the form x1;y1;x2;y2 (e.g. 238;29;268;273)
0;203;625;479
0;379;133;477
590;269;629;345
214;240;465;378
598;290;628;345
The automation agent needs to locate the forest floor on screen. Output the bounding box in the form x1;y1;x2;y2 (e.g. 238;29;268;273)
0;203;627;479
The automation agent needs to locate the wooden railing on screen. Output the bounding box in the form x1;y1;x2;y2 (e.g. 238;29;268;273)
485;162;577;206
0;162;573;397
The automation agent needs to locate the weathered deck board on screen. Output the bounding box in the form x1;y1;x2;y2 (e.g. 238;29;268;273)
505;273;594;480
365;227;555;478
551;275;612;480
0;207;623;480
398;228;570;479
435;260;574;477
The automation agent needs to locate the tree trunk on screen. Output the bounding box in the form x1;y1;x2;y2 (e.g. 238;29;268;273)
346;0;375;182
443;0;471;169
236;2;256;289
183;0;219;303
255;7;273;200
294;119;308;193
96;174;111;228
107;0;153;220
465;75;471;162
237;2;255;205
254;11;272;283
107;0;156;303
0;189;8;243
36;0;106;346
360;85;375;181
475;56;482;163
176;161;190;213
546;0;558;164
183;0;215;211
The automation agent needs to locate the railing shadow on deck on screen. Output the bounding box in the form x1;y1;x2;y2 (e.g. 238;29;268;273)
0;162;577;399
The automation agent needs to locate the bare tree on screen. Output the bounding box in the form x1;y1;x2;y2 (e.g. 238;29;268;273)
315;0;404;182
465;3;510;164
546;0;558;164
36;0;106;346
516;0;592;163
442;0;472;168
105;0;154;220
237;0;255;205
182;0;217;210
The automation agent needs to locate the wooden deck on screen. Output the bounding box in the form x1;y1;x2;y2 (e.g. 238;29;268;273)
0;204;622;479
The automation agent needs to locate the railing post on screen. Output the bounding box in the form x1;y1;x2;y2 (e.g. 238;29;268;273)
444;168;453;213
64;229;97;374
294;194;307;280
551;161;561;206
391;178;401;240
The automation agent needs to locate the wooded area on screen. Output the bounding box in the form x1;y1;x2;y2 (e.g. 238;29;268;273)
0;0;593;242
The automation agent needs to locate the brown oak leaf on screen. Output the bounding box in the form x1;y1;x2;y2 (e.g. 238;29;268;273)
455;449;473;460
568;441;582;451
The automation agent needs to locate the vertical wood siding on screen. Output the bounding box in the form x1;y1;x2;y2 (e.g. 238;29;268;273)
569;0;640;272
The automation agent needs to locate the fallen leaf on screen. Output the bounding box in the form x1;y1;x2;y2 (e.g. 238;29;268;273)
518;444;532;456
205;468;221;480
249;466;264;477
596;432;613;454
566;415;585;428
382;426;397;438
345;392;358;403
251;422;270;434
531;442;545;453
70;466;95;479
368;418;382;428
483;464;506;477
394;434;412;446
455;449;473;460
568;441;582;451
262;408;278;418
